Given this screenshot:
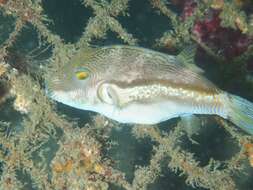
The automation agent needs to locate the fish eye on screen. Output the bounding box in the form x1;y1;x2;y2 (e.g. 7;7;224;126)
75;71;89;80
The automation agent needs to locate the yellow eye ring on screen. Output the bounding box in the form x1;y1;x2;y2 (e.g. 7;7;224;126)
75;71;89;80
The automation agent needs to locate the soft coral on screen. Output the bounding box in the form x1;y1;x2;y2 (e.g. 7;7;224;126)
191;9;252;59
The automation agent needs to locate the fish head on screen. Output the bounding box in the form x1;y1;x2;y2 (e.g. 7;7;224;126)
45;48;112;111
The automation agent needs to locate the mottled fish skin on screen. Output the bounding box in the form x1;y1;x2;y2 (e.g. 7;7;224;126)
46;45;227;124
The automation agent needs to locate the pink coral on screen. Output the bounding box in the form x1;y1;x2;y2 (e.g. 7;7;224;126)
181;0;197;21
192;9;252;59
177;1;253;72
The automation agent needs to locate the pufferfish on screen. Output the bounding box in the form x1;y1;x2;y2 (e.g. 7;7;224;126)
46;45;253;135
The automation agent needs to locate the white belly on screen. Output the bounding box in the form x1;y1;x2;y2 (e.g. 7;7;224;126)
92;101;191;124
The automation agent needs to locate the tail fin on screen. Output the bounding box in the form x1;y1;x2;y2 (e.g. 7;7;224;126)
225;94;253;135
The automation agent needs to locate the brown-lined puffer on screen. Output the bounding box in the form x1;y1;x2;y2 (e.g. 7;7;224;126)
46;45;253;135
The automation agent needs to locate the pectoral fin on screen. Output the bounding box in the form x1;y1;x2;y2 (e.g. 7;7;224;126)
97;83;120;107
181;114;202;144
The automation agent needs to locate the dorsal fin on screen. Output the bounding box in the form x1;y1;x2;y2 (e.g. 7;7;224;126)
176;45;204;74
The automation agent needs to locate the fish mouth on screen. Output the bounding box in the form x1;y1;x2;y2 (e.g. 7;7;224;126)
44;79;55;98
44;83;65;103
44;76;70;102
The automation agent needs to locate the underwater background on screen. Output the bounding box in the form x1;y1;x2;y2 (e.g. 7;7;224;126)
0;0;253;190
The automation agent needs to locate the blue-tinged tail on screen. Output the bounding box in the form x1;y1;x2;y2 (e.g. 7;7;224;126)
225;94;253;135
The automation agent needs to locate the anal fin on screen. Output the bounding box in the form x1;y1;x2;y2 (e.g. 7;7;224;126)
181;114;202;144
